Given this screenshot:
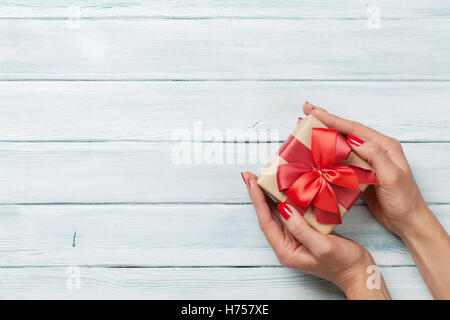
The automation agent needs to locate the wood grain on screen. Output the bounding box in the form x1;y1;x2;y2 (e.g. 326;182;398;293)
0;266;431;299
0;142;447;203
1;19;449;80
0;0;448;300
1;81;449;142
0;204;448;267
1;0;448;19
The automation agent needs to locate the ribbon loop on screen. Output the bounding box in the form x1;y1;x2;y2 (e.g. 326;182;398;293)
311;128;337;169
277;163;313;192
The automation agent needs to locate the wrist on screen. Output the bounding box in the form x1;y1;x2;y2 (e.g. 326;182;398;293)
337;250;372;294
396;204;433;243
395;206;450;299
336;251;391;300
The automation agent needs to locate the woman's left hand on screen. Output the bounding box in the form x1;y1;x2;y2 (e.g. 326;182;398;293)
241;171;391;299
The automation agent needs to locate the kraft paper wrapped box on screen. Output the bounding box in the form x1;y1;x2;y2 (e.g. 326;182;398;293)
257;115;377;235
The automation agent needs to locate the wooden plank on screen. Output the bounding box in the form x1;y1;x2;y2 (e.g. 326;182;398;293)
0;142;447;203
1;81;449;142
0;266;431;299
1;19;449;80
1;1;448;19
0;204;447;267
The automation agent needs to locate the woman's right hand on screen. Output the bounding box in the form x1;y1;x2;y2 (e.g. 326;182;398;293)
303;102;426;237
303;102;450;299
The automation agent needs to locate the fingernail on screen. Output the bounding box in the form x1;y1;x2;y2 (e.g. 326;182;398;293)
306;101;316;108
240;172;248;187
347;134;365;147
311;107;323;115
277;202;292;220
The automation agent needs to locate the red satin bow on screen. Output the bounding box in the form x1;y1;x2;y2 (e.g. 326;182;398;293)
277;128;377;224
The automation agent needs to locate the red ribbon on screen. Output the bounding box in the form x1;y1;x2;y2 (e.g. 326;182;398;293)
277;128;377;224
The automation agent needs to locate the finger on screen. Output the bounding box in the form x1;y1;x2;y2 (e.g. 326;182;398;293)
303;102;410;172
243;172;286;252
302;102;388;143
277;202;332;257
302;101;316;114
245;172;280;223
245;172;279;224
350;140;400;182
361;185;394;231
265;194;285;225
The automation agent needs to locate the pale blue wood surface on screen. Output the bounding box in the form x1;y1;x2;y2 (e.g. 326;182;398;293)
0;1;448;299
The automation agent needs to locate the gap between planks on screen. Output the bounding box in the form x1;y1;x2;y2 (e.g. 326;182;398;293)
2;79;450;82
0;140;448;143
1;17;449;21
0;265;417;269
0;202;448;206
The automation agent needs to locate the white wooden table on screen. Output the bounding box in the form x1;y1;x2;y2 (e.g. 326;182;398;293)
0;1;449;299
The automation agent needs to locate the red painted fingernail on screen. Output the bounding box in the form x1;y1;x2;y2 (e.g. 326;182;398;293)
277;202;292;220
305;101;316;109
241;172;248;187
347;134;365;147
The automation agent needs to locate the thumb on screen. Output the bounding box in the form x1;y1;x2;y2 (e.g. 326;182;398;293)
277;202;333;257
349;140;400;181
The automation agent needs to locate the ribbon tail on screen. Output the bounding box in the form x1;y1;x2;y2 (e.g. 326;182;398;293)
285;171;321;209
332;184;361;210
346;165;377;185
277;163;313;192
314;207;342;224
279;135;316;167
324;165;360;190
312;179;339;214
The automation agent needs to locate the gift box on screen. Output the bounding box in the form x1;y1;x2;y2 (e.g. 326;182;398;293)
257;114;377;234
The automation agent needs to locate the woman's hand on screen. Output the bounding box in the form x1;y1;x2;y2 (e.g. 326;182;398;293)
302;102;425;236
241;171;391;299
302;102;450;299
